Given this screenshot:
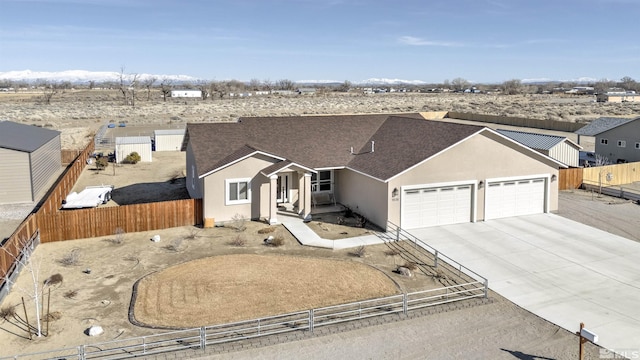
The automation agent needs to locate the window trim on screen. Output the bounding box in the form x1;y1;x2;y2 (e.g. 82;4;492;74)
225;178;251;205
311;170;333;193
600;138;609;145
617;140;626;148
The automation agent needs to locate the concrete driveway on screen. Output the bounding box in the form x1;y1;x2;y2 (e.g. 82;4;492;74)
410;213;640;353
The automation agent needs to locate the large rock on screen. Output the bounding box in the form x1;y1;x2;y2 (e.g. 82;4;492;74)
87;325;104;336
151;235;161;242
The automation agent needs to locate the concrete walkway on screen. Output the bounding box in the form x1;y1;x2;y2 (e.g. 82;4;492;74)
278;213;385;250
410;213;640;354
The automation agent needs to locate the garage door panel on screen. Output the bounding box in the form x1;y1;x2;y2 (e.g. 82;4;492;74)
403;184;473;229
485;178;546;220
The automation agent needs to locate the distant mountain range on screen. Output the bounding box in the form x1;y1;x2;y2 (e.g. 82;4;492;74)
0;70;600;86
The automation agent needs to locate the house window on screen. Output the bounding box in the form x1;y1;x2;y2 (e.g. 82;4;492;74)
226;178;251;205
636;142;640;149
617;140;626;148
600;138;608;145
311;170;333;193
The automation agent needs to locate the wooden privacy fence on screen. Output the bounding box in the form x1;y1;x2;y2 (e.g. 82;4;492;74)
582;161;640;186
447;111;585;132
558;168;584;190
37;199;203;243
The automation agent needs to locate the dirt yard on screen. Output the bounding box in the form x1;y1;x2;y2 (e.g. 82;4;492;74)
0;220;448;357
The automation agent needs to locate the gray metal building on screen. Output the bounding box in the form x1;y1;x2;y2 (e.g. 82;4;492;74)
497;129;582;167
0;121;61;204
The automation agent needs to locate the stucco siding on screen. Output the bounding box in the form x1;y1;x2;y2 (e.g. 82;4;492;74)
202;154;277;224
595;121;640;163
0;148;31;203
336;169;388;228
30;135;61;201
388;132;559;223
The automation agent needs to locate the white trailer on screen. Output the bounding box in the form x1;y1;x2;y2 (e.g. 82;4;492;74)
170;90;202;98
62;185;114;209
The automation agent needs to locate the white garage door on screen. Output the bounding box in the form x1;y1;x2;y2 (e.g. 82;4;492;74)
485;178;546;220
402;185;472;229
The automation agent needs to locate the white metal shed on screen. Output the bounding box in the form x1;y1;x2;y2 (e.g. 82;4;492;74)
115;136;152;164
154;129;186;151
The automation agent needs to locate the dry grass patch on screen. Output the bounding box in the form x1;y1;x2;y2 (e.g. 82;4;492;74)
132;254;399;328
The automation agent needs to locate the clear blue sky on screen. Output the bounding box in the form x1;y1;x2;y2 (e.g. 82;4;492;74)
1;0;639;83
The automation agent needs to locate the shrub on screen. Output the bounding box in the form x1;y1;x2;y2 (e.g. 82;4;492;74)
264;235;285;247
107;228;125;245
403;261;418;271
352;245;367;258
63;290;78;299
230;235;246;247
165;238;183;252
58;249;80;266
95;156;108;170
230;213;247;232
0;306;16;320
44;273;63;286
185;227;199;240
125;151;141;164
257;226;276;234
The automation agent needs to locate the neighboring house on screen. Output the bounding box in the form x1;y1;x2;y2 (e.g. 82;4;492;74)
0;121;61;204
575;117;640;163
153;129;186;152
115;136;153;163
185;114;566;230
170;90;202;98
496;129;583;167
596;91;639;103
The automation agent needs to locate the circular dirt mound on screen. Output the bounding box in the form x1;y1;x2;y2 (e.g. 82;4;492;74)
132;254;399;328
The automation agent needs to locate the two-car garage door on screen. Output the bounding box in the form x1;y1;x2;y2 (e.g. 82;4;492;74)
402;184;472;229
401;177;547;229
484;178;546;220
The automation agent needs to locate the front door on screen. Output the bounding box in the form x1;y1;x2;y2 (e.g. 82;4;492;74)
277;174;290;203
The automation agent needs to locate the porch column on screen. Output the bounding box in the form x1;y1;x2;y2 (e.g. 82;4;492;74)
303;173;312;221
269;175;278;224
298;172;305;215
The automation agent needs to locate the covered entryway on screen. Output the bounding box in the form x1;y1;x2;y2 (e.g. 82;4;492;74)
401;183;473;229
485;177;546;220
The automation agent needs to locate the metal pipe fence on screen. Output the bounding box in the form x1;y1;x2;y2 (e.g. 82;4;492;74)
582;180;640;202
1;283;486;360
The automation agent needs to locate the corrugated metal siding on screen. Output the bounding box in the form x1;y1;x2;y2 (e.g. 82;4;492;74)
116;142;152;163
549;143;580;167
0;148;32;203
30;135;62;200
155;134;185;151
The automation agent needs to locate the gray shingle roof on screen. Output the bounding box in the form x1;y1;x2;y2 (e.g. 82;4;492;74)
187;114;484;181
0;121;60;152
496;129;569;151
574;117;637;136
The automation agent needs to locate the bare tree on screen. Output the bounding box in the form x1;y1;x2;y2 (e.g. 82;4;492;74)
248;78;261;91
451;77;470;91
118;66;139;106
40;81;58;105
337;80;352;92
1;235;45;337
142;77;157;101
619;76;638;92
594;79;615;94
276;79;295;90
159;77;173;102
262;79;273;92
501;79;523;95
195;80;209;100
